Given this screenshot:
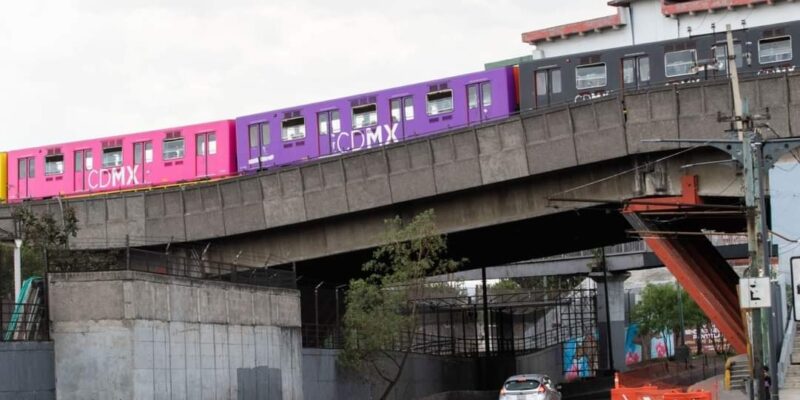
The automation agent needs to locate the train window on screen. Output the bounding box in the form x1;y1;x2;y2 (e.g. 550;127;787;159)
318;112;329;135
665;49;697;77
75;151;83;172
481;82;492;107
331;111;341;132
208;134;217;155
18;159;26;179
426;90;453;115
102;147;123;168
759;36;792;64
248;124;259;146
145;142;153;162
468;85;478;109
85;150;93;170
282;117;306;141
404;97;414;120
551;69;562;93
352;104;377;129
576;63;607;90
319;111;341;135
45;155;64;176
713;44;743;70
162;138;185;160
535;71;547;95
623;57;650;83
639;58;650;82
260;122;270;145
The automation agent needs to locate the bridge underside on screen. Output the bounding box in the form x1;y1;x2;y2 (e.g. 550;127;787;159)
624;176;748;354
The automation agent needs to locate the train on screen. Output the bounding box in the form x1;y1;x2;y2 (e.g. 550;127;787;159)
2;20;797;203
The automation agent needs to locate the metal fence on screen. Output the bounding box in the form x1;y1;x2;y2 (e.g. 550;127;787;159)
301;285;598;362
1;301;48;341
47;248;296;289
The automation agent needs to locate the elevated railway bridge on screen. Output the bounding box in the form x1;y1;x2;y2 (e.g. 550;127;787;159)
4;71;800;361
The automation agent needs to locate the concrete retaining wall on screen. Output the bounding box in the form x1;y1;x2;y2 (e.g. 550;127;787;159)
302;348;480;400
515;345;564;384
49;271;303;400
0;341;54;400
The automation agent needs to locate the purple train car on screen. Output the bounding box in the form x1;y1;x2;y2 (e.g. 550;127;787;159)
235;67;517;172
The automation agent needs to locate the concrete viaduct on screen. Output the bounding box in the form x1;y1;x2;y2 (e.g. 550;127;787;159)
4;73;797;273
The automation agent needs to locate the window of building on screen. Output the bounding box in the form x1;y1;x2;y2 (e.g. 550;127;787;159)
713;44;743;70
759;36;792;64
282;117;306;141
103;147;123;168
426;90;453;115
665;49;697;77
575;63;607;90
45;154;63;176
162;138;185;160
352;104;377;129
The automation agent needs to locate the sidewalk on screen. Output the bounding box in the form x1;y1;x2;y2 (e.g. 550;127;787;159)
689;374;800;399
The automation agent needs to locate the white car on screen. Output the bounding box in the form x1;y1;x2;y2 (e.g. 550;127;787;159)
499;374;561;400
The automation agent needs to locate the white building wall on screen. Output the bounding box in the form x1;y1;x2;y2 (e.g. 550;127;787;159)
533;0;800;59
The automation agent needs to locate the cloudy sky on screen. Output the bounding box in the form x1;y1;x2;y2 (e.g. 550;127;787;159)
0;0;613;149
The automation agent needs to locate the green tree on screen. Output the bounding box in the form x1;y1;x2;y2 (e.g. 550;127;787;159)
339;210;462;400
631;283;711;358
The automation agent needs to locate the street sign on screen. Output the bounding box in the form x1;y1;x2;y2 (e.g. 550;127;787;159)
792;258;800;321
739;277;771;309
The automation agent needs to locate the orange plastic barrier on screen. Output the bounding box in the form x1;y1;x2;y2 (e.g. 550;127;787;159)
664;393;712;400
611;387;712;400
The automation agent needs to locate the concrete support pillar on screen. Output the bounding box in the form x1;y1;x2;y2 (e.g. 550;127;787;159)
591;271;630;373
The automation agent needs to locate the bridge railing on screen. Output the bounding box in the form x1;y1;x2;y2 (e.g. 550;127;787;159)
46;247;297;289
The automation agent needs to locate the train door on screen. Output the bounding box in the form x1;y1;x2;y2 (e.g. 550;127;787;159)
390;96;413;140
317;110;340;155
466;82;492;125
248;122;271;169
133;141;150;184
194;133;215;177
16;157;34;199
622;55;650;91
533;67;562;108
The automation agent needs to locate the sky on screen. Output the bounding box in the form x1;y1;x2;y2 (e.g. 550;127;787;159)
0;0;613;150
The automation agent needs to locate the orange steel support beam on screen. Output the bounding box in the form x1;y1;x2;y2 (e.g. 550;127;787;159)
624;175;747;354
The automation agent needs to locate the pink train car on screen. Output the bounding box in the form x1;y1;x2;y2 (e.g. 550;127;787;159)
5;120;236;202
